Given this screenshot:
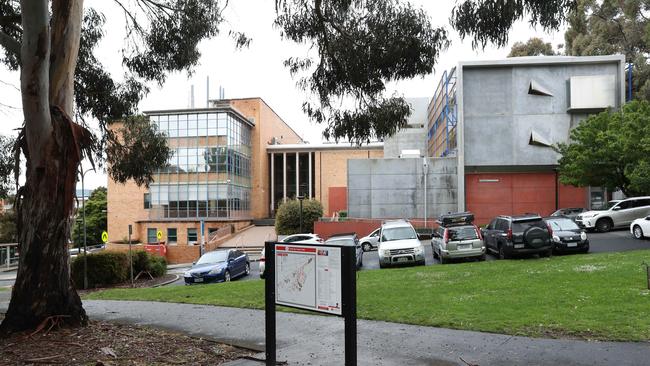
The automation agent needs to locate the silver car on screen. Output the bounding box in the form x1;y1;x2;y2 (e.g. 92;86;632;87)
378;220;425;268
359;228;380;252
576;197;650;232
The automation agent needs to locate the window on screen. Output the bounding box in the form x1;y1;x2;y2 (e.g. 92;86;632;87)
496;219;509;232
147;228;157;243
144;193;151;209
167;228;177;244
187;228;198;244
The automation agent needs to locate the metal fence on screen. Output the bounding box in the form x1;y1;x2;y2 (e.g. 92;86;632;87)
0;243;19;270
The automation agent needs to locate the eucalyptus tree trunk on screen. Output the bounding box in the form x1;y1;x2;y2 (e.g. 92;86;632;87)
0;0;89;334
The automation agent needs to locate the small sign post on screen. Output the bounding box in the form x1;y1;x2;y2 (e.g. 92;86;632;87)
264;240;357;365
128;225;133;287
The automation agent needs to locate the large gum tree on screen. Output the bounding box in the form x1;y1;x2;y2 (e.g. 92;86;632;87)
0;0;575;334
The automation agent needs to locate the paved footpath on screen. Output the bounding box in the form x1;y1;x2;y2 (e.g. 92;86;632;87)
1;299;645;366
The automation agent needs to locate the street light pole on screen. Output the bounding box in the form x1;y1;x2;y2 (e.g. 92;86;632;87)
297;195;305;233
79;167;93;290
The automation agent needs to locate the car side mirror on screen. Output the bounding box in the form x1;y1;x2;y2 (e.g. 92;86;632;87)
612;206;621;211
192;262;196;265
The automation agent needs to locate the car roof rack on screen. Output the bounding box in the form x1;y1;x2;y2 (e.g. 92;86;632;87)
381;218;409;225
437;212;475;227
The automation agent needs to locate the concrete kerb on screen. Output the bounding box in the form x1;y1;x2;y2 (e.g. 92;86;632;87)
152;274;179;288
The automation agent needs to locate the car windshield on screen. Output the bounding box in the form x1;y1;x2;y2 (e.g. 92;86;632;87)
548;219;580;231
448;226;479;241
512;220;546;232
196;251;228;265
382;227;417;242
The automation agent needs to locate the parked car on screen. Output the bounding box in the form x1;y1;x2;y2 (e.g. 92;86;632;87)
631;215;650;240
259;248;266;279
483;214;553;259
544;216;589;254
550;207;586;222
431;212;485;264
378;219;425;268
359;228;380;252
576;197;650;232
325;233;363;269
279;233;324;244
184;249;249;284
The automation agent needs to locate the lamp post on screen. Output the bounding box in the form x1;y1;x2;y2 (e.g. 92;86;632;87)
79;167;94;290
297;195;305;233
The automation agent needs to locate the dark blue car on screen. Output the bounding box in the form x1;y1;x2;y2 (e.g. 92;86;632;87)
184;249;250;284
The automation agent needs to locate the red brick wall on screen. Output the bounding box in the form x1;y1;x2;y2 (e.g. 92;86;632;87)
314;220;381;240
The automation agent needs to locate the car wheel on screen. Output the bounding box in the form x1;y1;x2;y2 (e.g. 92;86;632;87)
379;262;386;269
479;254;486;261
432;246;439;259
498;244;507;260
362;243;372;252
582;244;590;254
596;218;613;233
245;263;250;276
439;255;446;264
539;248;553;258
224;270;231;282
633;225;644;240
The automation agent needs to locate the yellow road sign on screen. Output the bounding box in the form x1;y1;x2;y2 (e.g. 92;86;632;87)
157;230;163;240
101;231;108;243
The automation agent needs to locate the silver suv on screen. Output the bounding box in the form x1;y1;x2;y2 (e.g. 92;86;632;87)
378;220;425;268
576;196;650;232
431;212;485;263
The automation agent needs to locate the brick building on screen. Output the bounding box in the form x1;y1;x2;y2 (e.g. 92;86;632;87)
106;97;381;263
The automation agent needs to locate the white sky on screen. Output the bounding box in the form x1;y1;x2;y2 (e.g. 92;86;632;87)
0;0;567;190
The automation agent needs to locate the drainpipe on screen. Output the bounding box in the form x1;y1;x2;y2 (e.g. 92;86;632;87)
423;158;429;228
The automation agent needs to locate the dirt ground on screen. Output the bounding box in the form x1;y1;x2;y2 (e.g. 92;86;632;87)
0;317;253;365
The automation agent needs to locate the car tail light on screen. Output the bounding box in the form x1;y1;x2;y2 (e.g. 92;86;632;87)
259;256;265;262
506;228;513;240
443;229;449;244
474;225;483;240
547;223;553;236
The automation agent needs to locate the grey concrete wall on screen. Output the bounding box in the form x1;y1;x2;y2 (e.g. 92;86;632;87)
348;157;457;219
383;127;427;158
462;62;622;167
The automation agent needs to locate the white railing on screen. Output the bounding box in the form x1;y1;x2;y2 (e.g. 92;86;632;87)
0;243;19;270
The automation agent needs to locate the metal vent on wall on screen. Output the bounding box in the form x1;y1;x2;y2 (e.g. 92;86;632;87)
529;130;552;147
528;80;553;96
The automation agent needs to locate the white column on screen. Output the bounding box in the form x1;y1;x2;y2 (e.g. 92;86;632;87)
308;151;313;198
283;152;287;201
296;153;299;198
270;152;275;213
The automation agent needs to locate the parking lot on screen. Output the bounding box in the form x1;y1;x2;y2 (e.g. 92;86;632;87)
168;229;650;285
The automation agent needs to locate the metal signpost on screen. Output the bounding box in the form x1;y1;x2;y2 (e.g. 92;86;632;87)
128;225;134;287
264;240;357;366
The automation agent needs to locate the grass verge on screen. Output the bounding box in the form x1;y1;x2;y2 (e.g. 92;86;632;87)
84;250;650;341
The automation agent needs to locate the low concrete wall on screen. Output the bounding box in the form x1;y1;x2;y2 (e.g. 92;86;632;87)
348;157;458;219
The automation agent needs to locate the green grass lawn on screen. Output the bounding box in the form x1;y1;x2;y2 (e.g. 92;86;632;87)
85;250;650;341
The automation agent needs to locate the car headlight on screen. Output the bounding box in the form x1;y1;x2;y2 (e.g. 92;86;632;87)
552;235;561;243
208;267;224;275
414;246;424;254
580;232;587;241
583;213;598;219
379;249;388;256
184;271;191;277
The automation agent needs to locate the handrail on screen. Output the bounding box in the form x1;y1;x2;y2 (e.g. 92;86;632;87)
0;243;19;270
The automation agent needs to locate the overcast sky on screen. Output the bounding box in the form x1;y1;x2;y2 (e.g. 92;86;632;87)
0;0;566;190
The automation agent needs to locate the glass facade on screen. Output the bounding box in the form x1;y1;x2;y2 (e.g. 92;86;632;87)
269;152;316;212
147;110;253;220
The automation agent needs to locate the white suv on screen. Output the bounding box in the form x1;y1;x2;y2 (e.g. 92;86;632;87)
378;220;425;268
576;197;650;232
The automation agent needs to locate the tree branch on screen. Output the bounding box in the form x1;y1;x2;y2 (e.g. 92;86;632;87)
0;29;20;56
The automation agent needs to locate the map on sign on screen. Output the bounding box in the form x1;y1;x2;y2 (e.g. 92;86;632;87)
275;244;342;316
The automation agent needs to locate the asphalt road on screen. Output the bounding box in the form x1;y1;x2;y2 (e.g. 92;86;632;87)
166;229;650;286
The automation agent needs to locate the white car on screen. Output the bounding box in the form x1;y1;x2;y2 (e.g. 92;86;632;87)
631;216;650;240
359;228;380;252
576;197;650;232
279;233;324;244
377;220;425;268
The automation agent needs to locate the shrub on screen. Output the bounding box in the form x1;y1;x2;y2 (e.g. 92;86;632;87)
71;251;128;288
132;250;167;278
275;199;323;235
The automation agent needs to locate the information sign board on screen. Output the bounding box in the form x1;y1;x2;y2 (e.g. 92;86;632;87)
275;244;342;316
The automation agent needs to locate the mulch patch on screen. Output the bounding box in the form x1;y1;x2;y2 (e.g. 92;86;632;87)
0;316;253;365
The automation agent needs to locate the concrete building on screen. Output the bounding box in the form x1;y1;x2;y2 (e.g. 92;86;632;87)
348;55;626;224
106;97;382;263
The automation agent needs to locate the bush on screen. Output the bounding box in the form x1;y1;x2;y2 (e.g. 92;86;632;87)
132;250;167;278
71;252;128;288
275;199;323;235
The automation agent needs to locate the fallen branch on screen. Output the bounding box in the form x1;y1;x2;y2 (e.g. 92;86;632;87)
24;354;63;362
459;356;479;366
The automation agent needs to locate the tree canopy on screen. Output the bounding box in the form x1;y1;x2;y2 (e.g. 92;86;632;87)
0;135;14;199
72;187;107;248
564;0;650;100
508;37;557;57
557;101;650;197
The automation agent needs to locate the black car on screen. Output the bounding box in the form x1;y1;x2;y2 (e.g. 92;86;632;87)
483;214;553;259
325;233;363;269
544;216;589;254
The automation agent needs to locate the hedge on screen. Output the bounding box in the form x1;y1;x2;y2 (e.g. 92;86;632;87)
275;199;323;235
72;250;167;288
